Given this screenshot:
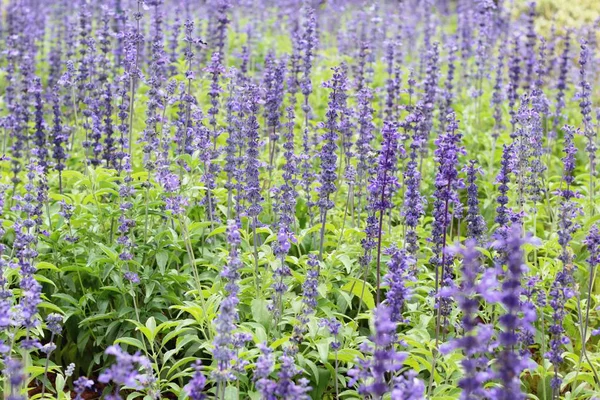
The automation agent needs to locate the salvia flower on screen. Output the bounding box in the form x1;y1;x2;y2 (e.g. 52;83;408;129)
212;220;246;383
491;225;537;399
98;345;154;393
348;305;409;398
384;246;414;323
185;361;208;400
464;161;487;244
430;112;465;317
441;240;497;399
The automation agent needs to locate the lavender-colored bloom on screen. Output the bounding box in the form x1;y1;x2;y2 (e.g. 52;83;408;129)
545;128;583;390
31;77;48;170
512;95;545;209
74;376;94;400
391;371;425;400
292;255;319;345
355;87;376;218
418;42;440;152
185;361;207;400
464;161;487;244
369;121;403;213
254;343;276;398
46;313;63;335
102;83;117;169
491;49;505;138
348;305;407;398
206;51;226;138
472;0;495;99
300;6;317;100
298;12;318;224
354;35;370;93
99;345;154;392
384;40;399;119
124;272;140;284
4;358;26;400
577;39;596;208
212;220;245;383
402;111;426;256
369;120;404;303
316;65;348;259
140;3;166;173
116;156;136;261
275;349;311;399
551;32;571;139
442;241;497;399
531;38;549;116
254;344;311;399
320;317;342;350
208;0;231;57
494;144;513;241
243;84;263;220
384;246;414;323
491;225;536;400
440;37;458;130
263;53;287;166
507;34;522;131
51;88;69;192
430;112;465;316
522;2;537;91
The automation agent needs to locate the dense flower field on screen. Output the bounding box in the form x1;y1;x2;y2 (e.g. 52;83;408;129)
1;0;600;399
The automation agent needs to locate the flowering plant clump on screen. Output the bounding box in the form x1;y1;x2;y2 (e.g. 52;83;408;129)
0;1;599;399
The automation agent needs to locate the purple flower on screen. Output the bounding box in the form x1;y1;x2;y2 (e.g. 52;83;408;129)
551;32;571;139
3;358;26;400
464;161;487;244
368;121;403;213
507;34;522;131
320;317;342;350
317;65;348;259
74;376;94;400
263;53;287;163
185;361;207;400
355;87;376;218
491;225;536;399
522;2;537;91
212;220;246;383
292;255;319;345
384;246;414;323
577;39;596;209
124;272;140;285
442;240;497;399
494;144;513;242
99;345;154;392
491;48;505;138
430;112;465;317
46;313;63;336
348;305;407;398
391;371;425;400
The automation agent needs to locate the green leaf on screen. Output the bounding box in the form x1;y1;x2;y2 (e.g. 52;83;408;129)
96;242;118;262
224;386;239;400
156;251;168;270
332;348;362;363
36;261;59;271
341;278;375;310
251;299;272;328
115;337;146;351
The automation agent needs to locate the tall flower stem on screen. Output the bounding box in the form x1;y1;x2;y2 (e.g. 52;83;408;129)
128;1;142;158
179;218;210;340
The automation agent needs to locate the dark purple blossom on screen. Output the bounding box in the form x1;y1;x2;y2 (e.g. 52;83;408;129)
491;225;536;399
384;247;414;323
185;361;207;400
464;161;487;244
